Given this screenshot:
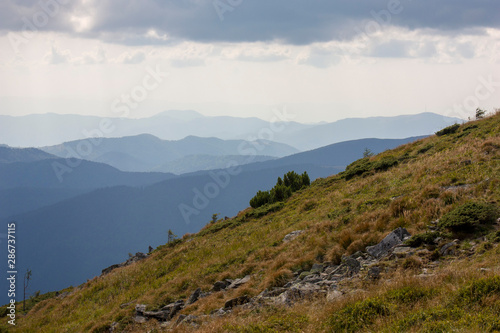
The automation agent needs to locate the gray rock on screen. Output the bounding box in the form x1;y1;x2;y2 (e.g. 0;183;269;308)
440;240;458;256
140;300;184;322
392;246;413;257
212;280;231;291
228;275;251;289
366;227;411;259
326;290;343;302
224;295;250;309
343;257;361;275
187;288;201;305
283;230;305;242
368;266;381;279
311;263;324;273
133;315;147;323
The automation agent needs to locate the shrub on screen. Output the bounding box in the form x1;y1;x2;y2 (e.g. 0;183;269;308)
343;158;373;180
436;124;460;136
404;231;441;247
250;190;271;208
373;156;398;171
249;171;311;208
438;201;498;232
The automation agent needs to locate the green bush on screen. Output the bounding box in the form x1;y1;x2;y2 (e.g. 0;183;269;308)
250;190;272;208
246;202;284;219
343;158;373;180
249;171;311;208
436;124;460;136
404;231;441;247
438;202;498;232
373;156;398;171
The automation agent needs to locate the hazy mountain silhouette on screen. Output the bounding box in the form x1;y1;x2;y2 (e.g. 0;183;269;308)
41;134;298;172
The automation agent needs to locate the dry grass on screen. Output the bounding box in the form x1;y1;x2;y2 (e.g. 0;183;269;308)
2;113;499;332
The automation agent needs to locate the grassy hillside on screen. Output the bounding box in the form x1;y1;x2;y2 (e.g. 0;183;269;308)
3;113;499;332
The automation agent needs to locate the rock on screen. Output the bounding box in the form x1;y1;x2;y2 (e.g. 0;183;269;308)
343;257;360;275
176;314;198;327
135;304;147;315
187;288;201;305
299;271;312;280
440;240;458;256
102;252;148;275
224;295;250;309
283;230;305;243
392;246;413;257
212;280;232;291
324;266;339;275
228;275;251;289
120;300;135;309
133;315;147;323
366;227;411;259
140;300;184;322
310;263;324;273
368;266;381;280
109;322;119;332
326;290;343;302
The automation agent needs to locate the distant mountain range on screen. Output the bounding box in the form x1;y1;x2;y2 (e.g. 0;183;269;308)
0;136;422;296
40;134;295;173
0;111;461;150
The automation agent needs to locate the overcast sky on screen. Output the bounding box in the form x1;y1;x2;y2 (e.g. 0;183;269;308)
0;0;499;123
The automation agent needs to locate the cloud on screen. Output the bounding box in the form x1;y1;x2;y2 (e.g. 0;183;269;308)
120;51;146;64
0;0;498;46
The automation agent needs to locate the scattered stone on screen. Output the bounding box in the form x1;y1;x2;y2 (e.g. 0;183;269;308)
176;314;199;327
134;315;147;324
368;266;381;280
283;230;305;243
440;240;459;256
187;288;201;305
366;227;411;259
228;275;251;289
392;246;413;257
212;280;232;291
120;300;135;309
102;252;148;275
326;290;343;302
310;263;324;273
224;296;250;309
343;257;361;275
299;271;312;280
109;321;119;332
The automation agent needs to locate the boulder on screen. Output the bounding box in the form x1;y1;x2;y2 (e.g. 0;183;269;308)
283;230;305;243
366;227;411;259
187;288;201;305
224;295;250;309
440;240;459;256
212;280;232;291
228;275;251;289
140;300;184;322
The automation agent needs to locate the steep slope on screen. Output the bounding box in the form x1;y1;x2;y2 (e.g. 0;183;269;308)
41;134;299;172
3;114;499;332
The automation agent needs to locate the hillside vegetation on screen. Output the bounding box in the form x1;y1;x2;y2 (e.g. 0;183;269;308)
3;113;500;332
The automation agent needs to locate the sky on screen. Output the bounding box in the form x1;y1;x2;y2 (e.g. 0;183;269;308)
0;0;499;123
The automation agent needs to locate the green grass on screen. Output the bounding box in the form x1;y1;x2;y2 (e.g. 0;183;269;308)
2;114;499;332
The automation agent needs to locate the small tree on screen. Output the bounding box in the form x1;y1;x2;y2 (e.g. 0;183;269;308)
167;229;178;244
363;148;374;158
211;213;219;224
475;108;486;119
23;269;32;312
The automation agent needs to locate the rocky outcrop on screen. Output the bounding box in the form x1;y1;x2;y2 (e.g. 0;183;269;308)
283;230;305;243
366;227;411;258
102;252;148;275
